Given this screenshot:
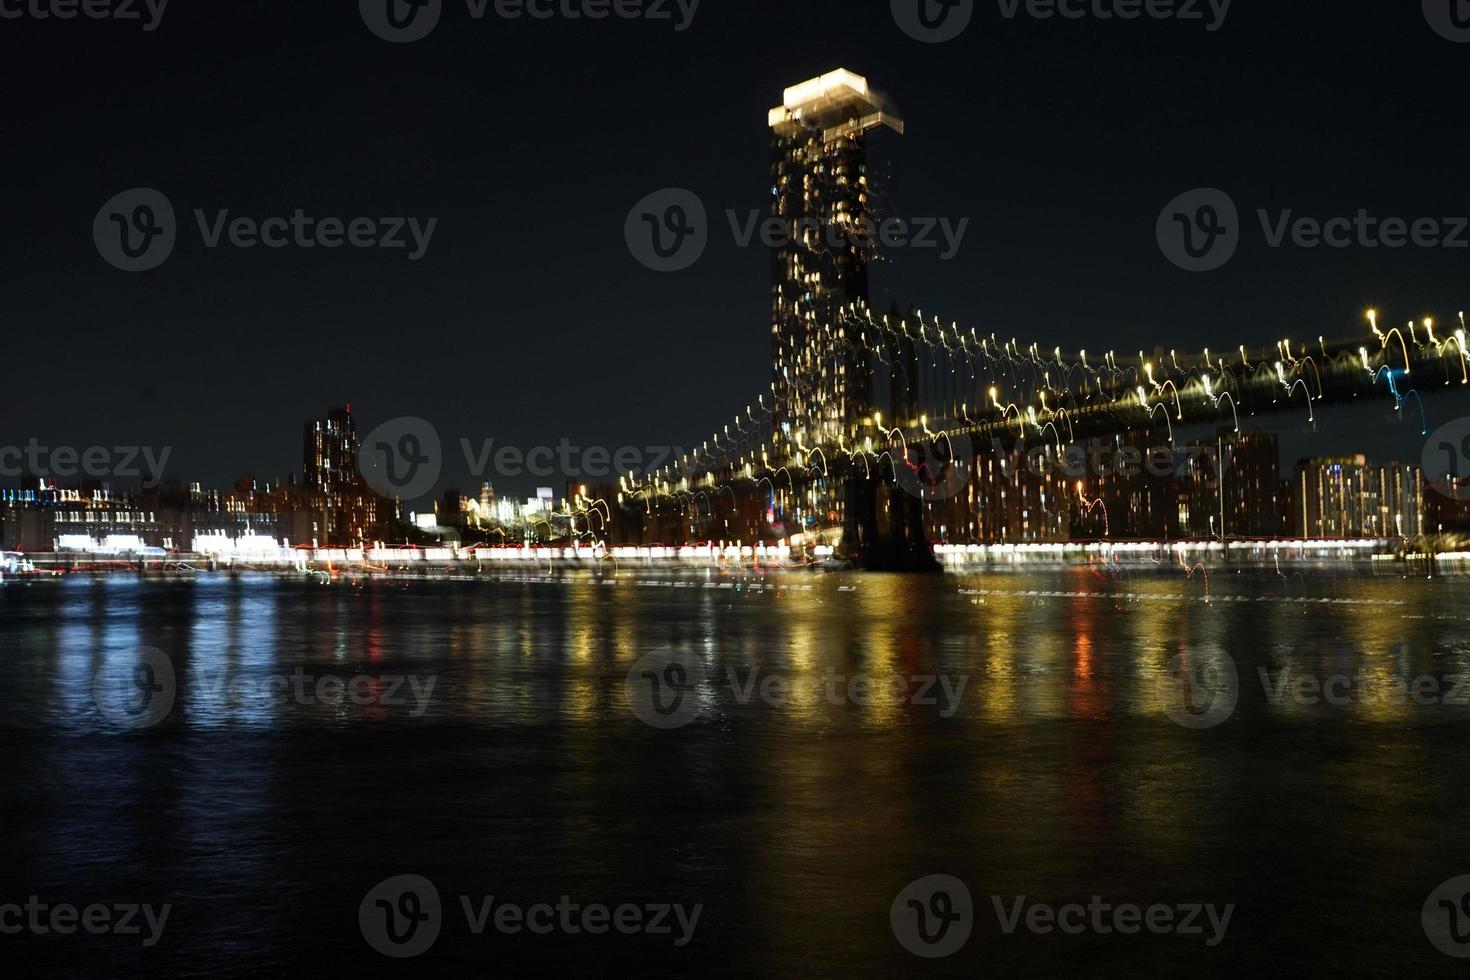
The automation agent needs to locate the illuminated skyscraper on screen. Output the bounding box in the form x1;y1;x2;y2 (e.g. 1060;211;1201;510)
303;406;357;496
1180;429;1282;538
768;69;903;449
1294;455;1369;539
302;405;386;545
1368;460;1422;538
1292;455;1423;539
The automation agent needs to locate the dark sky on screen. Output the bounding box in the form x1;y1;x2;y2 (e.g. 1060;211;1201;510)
3;1;1468;500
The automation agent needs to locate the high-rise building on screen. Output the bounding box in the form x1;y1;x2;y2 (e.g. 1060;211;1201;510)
1292;455;1423;540
767;69;903;450
1425;477;1470;533
1078;430;1175;539
1368;461;1423;538
1183;429;1282;538
303;406;357;496
1222;430;1282;537
1294;456;1369;538
302;405;388;545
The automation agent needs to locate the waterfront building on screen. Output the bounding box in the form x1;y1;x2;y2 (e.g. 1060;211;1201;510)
1425;477;1470;534
1178;429;1281;539
301;405;393;545
1292;456;1423;539
1369;461;1423;538
1294;456;1368;538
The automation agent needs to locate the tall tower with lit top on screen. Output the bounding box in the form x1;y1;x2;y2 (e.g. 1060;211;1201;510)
767;69;904;451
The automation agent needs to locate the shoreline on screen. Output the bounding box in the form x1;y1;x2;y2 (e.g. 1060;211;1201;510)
4;537;1467;580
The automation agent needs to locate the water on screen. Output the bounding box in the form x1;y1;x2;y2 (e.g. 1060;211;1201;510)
4;568;1470;976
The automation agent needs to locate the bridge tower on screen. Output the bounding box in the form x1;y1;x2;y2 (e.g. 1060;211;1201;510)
766;70;915;564
767;69;903;450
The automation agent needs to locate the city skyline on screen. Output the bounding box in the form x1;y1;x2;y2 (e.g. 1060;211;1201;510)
4;398;1464;552
10;5;1470;976
5;58;1470;560
4;3;1467;496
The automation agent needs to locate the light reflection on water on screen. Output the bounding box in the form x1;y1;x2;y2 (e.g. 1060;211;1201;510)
3;568;1470;976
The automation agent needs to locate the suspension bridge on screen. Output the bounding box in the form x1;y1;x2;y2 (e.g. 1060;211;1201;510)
585;306;1467;569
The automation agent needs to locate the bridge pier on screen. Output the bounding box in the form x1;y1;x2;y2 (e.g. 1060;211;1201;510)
842;468;940;572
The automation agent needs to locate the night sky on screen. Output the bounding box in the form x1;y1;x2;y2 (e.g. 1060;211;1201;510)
3;1;1467;500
